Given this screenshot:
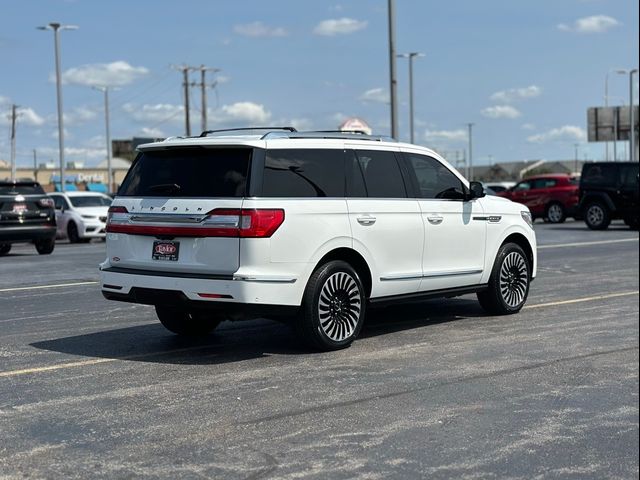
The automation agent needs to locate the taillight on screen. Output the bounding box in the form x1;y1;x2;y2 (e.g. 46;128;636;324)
38;198;54;208
106;206;129;232
105;207;284;238
204;208;285;238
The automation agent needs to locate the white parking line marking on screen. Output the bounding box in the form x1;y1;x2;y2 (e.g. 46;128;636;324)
524;291;638;309
538;238;638;249
0;290;638;378
0;281;98;293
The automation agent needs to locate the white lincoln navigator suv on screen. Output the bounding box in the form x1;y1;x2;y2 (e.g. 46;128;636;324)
101;127;536;350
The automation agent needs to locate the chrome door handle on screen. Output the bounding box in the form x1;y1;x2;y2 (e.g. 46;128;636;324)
427;215;443;225
357;215;377;226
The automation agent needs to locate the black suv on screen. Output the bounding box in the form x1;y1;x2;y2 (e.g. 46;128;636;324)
0;181;57;256
579;162;639;230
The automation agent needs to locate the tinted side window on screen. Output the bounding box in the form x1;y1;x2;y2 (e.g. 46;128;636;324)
405;153;464;199
346;151;367;197
533;179;557;189
356;150;406;198
263;149;345;197
51;196;65;209
582;164;617;187
515;182;531;191
619;165;639;188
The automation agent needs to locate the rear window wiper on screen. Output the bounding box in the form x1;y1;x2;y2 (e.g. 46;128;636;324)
148;183;181;194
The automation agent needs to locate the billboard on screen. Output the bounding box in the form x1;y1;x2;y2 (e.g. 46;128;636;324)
587;105;639;142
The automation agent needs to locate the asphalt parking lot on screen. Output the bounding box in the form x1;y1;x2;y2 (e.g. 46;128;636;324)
0;221;638;479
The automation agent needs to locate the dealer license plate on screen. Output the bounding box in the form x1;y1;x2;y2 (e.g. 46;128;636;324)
152;240;180;261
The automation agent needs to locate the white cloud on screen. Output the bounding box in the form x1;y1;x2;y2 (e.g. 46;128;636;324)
490;85;541;103
140;127;165;138
313;18;367;36
63;106;97;126
218;102;271;124
122;103;184;124
1;104;45;127
216;75;231;85
359;87;389;104
424;129;468;144
58;61;149;87
233;22;288;37
527;125;586;143
521;123;536;131
37;145;105;160
481;105;522;119
123;101;271;132
557;15;620;34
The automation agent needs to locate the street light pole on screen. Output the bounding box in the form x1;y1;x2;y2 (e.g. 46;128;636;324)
605;72;610;161
466;123;475;181
37;22;77;192
94;86;112;192
387;0;399;139
630;69;638;162
398;52;424;143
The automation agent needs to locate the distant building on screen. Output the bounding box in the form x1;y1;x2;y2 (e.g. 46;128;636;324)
112;137;161;162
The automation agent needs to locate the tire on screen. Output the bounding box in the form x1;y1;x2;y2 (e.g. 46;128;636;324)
35;238;55;255
67;222;80;243
0;244;11;256
545;202;566;224
295;260;366;351
583;202;611;230
155;306;223;336
477;243;530;315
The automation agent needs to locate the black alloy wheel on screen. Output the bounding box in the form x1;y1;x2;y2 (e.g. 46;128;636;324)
296;260;365;351
477;243;530;315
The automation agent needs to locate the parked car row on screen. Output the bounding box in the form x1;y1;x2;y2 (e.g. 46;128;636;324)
492;162;638;230
0;182;112;256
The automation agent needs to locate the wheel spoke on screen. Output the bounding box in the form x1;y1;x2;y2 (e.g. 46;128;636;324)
317;271;362;342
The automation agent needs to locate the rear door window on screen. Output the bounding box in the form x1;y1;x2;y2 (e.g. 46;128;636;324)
533;178;557;189
582;164;617;187
118;148;252;197
356;150;407;198
262;149;345;197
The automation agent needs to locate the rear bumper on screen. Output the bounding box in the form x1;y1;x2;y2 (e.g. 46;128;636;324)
0;225;57;243
100;266;305;308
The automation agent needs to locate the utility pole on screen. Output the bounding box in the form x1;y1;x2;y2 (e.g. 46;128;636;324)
173;65;194;136
93;86;113;192
38;23;78;192
630;69;638;162
33;149;38;181
387;0;399;139
194;65;220;132
574;143;579;174
10;104;17;182
466;123;475;181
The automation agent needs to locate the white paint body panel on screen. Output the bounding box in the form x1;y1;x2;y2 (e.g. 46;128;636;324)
101;137;537;308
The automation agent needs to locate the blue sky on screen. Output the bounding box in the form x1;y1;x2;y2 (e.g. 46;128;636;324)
1;0;638;168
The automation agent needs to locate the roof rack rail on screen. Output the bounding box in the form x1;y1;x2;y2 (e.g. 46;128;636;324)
261;130;396;142
312;129;370;135
199;126;297;137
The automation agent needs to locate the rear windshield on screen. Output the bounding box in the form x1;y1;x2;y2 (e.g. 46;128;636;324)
118;148;252;197
0;183;45;195
69;195;112;208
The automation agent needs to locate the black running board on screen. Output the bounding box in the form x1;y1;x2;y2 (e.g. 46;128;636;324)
369;284;488;307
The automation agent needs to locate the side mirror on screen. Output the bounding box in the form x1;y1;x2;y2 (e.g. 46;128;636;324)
468;181;485;200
